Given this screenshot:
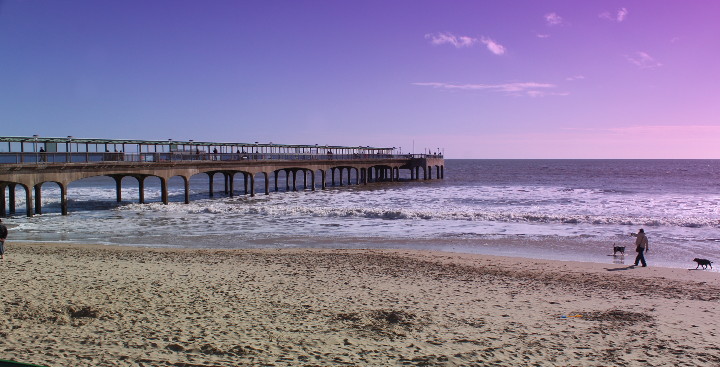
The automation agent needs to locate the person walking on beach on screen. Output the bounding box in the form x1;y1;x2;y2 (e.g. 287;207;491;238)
631;228;649;267
0;218;8;260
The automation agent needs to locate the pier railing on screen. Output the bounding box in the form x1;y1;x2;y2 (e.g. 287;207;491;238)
0;152;443;165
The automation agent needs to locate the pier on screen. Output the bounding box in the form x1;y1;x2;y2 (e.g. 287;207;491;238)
0;136;444;217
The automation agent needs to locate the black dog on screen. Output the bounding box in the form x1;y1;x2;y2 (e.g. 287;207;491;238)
613;246;626;256
693;258;713;269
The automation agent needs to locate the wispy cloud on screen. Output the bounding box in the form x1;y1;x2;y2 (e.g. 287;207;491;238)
424;32;477;48
626;51;662;69
566;75;585;81
480;37;506;55
413;82;564;97
425;32;506;55
600;8;629;22
545;12;563;26
536;33;550;39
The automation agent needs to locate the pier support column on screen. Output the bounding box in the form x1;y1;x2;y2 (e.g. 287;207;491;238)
229;173;235;197
250;175;255;197
339;169;344;187
331;168;336;186
0;184;6;217
303;170;307;190
8;184;16;215
113;176;123;202
244;173;249;195
263;172;270;195
321;170;327;190
34;183;42;215
160;177;168;205
310;170;316;191
183;176;190;204
137;176;146;204
292;170;298;191
285;170;291;191
223;173;229;195
274;171;279;192
208;173;214;197
23;185;33;217
60;183;68;215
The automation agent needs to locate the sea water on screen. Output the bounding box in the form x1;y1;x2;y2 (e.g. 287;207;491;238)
5;159;720;270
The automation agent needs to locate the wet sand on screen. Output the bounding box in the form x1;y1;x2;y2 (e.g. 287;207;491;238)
2;242;720;366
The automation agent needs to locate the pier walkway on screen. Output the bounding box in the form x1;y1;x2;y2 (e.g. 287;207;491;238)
0;137;444;217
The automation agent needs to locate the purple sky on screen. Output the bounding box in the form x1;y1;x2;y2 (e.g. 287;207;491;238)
1;1;719;158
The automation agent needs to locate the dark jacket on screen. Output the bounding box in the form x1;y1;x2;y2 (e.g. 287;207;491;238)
0;223;7;240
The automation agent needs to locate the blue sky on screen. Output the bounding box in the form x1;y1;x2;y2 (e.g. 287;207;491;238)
2;0;719;158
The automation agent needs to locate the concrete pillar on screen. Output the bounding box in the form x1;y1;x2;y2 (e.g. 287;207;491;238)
160;177;168;204
208;173;214;197
138;176;145;204
303;170;308;190
60;183;68;215
0;184;6;217
183;176;190;204
8;184;16;215
113;176;123;202
310;170;316;191
285;170;291;191
321;170;327;190
274;171;279;192
292;170;297;191
263;172;270;195
228;173;235;197
24;185;33;217
223;173;229;195
244;173;249;195
34;184;42;215
339;169;344;186
250;175;255;197
331;168;336;186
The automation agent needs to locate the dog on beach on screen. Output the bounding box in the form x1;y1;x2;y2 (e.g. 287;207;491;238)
693;258;713;269
613;246;626;256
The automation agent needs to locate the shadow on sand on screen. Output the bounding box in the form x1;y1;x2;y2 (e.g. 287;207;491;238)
605;265;637;272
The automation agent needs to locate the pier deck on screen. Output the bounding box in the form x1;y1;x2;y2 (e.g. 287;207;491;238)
1;137;444;217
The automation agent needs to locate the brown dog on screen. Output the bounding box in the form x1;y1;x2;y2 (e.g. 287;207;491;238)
613;246;625;256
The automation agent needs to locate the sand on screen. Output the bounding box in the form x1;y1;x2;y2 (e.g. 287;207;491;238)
1;242;719;367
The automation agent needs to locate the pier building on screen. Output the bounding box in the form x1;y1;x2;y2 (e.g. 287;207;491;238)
0;136;444;217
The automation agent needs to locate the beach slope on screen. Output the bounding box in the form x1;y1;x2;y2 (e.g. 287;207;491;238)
2;243;719;366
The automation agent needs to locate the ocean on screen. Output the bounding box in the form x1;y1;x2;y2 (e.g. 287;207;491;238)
5;159;720;270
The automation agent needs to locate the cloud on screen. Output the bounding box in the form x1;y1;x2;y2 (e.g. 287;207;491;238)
566;75;585;81
480;37;506;55
425;32;477;48
600;8;629;22
545;12;563;26
413;82;564;97
536;33;550;39
626;51;662;69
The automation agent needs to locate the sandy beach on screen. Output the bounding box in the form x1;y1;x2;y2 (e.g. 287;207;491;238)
1;242;719;366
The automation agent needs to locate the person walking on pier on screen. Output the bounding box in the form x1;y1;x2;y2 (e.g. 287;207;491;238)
0;219;8;260
631;228;649;267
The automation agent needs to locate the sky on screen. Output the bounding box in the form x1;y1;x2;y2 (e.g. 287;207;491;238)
1;0;719;158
